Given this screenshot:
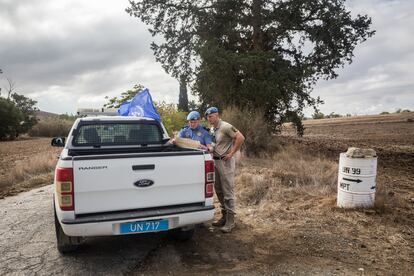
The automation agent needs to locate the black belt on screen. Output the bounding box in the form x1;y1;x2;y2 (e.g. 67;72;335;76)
213;156;226;160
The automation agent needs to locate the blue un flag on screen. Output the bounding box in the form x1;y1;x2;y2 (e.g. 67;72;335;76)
117;88;161;121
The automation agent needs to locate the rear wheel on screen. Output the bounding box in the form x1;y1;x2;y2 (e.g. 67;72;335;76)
168;227;195;241
54;205;82;254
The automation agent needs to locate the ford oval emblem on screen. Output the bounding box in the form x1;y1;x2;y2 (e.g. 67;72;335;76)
134;179;154;188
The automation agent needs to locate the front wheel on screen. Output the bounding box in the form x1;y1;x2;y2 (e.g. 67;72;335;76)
54;206;82;254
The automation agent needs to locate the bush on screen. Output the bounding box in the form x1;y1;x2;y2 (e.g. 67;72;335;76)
312;111;325;119
326;112;342;118
0;97;24;140
221;106;280;156
380;111;389;115
29;118;74;137
156;102;188;136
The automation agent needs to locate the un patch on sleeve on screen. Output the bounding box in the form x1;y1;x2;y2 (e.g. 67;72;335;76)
231;126;239;133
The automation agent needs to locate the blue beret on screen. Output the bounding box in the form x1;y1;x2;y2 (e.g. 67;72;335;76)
204;107;219;118
187;111;201;120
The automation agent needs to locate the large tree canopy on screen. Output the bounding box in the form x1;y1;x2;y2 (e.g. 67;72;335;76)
127;0;374;132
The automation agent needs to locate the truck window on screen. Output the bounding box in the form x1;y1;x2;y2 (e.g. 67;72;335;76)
73;122;162;146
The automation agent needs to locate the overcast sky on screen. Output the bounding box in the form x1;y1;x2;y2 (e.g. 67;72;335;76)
0;0;413;116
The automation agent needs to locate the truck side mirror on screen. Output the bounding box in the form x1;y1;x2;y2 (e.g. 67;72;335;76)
51;137;66;147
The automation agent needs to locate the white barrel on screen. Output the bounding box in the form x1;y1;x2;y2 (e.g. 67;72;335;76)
337;152;377;208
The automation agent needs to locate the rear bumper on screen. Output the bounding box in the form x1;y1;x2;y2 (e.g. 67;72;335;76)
60;205;215;237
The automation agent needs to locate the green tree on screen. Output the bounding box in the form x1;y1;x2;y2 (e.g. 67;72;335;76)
0;97;24;140
155;102;187;136
10;92;39;135
312;111;325;120
127;0;374;134
0;68;2;96
104;84;145;108
326;112;342;118
188;100;200;112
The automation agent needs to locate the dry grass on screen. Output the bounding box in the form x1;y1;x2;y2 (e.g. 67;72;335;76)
29;118;73;137
236;145;339;223
269;145;338;189
237;146;337;201
0;151;57;196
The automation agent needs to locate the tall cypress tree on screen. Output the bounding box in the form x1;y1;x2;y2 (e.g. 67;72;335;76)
178;75;189;112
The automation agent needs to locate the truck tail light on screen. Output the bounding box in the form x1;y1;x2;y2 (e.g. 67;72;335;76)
205;160;215;198
56;167;74;211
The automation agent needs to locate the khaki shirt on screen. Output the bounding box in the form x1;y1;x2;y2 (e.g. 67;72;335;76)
212;119;239;157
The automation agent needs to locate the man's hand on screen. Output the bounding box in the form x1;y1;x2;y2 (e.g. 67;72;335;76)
223;131;245;161
199;144;208;150
223;152;234;161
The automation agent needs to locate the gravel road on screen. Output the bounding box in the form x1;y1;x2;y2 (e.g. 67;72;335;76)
0;185;202;275
0;186;271;276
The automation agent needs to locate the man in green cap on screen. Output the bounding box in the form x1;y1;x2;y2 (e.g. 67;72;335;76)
205;107;245;233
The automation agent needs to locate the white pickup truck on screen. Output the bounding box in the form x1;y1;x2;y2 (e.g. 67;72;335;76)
51;116;215;253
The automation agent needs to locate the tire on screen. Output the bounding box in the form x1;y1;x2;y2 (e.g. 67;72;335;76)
169;227;195;241
54;205;81;254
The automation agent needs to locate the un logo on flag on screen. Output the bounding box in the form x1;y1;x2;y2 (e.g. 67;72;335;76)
129;106;144;117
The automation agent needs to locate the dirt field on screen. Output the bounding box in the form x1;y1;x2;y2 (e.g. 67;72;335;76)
1;114;413;275
283;112;414;172
0;137;60;198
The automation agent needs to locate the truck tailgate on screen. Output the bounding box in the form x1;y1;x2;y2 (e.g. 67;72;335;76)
73;152;205;214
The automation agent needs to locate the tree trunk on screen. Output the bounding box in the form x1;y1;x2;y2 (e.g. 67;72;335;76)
178;75;189;112
251;0;264;52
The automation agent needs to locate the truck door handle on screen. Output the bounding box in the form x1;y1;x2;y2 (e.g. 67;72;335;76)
132;165;155;171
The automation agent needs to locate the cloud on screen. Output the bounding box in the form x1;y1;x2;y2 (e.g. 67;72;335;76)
0;0;413;115
309;0;414;115
0;0;179;114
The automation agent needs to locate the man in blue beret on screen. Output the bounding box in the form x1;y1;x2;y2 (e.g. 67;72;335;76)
205;107;245;233
173;111;213;151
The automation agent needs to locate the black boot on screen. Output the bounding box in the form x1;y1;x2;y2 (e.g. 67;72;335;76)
220;212;235;233
212;210;226;227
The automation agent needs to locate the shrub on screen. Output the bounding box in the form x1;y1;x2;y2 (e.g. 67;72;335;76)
326;112;342;118
380;111;389;115
156;102;188;136
312;111;325;119
0;97;24;140
221;106;280;156
29;118;74;137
